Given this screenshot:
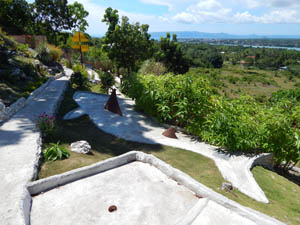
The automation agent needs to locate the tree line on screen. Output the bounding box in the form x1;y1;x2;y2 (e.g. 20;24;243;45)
0;0;89;44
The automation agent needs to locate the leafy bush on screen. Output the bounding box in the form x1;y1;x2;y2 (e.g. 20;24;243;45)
0;33;16;65
72;64;89;77
36;112;56;139
139;59;167;76
258;107;300;170
201;96;261;152
123;72;300;170
70;72;88;89
37;43;63;65
37;43;52;65
227;76;240;84
122;73;214;127
16;44;29;54
99;71;115;93
288;64;300;77
270;88;300;103
22;63;38;78
43;142;70;161
48;44;63;62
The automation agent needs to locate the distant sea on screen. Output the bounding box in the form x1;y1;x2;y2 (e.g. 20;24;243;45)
215;44;300;51
243;45;300;51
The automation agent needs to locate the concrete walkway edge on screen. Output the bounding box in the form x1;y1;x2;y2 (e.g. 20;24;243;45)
0;69;71;225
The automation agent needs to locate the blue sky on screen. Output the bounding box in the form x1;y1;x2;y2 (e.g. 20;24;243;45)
26;0;300;36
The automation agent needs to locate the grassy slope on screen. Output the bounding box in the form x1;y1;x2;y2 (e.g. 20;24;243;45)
0;55;48;106
39;86;300;224
218;64;300;100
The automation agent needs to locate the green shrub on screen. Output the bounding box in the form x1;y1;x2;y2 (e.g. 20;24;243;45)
72;64;89;77
270;88;300;103
122;73;214;127
70;72;88;89
122;72;300;170
22;63;37;78
294;82;300;88
99;71;115;93
16;43;29;54
255;103;300;169
43;142;70;161
201;96;261;152
48;44;63;62
37;43;52;65
37;43;63;65
139;59;167;76
227;76;240;84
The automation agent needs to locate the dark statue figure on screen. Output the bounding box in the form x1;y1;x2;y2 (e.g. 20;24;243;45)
104;89;122;116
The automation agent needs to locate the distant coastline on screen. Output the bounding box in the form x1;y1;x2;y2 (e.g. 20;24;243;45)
213;44;300;51
150;31;300;40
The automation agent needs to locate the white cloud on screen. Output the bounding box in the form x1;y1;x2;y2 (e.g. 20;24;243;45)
233;0;300;9
173;0;231;23
195;0;222;10
27;0;300;35
267;0;300;8
243;0;261;8
67;0;169;36
140;0;173;10
259;10;300;23
173;0;300;24
232;10;300;24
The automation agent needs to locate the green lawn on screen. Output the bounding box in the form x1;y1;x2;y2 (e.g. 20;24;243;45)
38;86;300;225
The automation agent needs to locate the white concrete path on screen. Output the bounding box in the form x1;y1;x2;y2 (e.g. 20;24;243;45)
0;74;70;225
66;91;269;203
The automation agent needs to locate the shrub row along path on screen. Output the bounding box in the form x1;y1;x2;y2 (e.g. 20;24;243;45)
0;67;72;225
66;91;270;204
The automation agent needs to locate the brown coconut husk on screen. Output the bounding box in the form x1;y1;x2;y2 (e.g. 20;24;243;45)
162;127;178;139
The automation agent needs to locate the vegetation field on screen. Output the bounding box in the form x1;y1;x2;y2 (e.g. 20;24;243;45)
217;64;300;100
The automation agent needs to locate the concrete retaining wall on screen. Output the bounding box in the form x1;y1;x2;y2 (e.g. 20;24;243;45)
27;152;137;195
19;77;69;225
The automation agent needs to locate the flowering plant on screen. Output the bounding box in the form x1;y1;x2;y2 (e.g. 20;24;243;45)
36;112;57;139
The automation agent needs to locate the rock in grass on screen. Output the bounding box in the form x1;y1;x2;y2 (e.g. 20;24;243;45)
70;140;91;154
221;182;233;192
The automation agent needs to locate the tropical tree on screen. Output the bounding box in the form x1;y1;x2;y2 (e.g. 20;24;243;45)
0;0;34;34
205;50;223;68
102;7;153;75
34;0;70;32
33;0;88;44
68;1;89;32
155;33;189;74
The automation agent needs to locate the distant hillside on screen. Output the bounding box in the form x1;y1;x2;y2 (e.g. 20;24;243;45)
150;31;300;40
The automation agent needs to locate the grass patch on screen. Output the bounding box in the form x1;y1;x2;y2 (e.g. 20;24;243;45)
38;86;300;224
219;64;300;100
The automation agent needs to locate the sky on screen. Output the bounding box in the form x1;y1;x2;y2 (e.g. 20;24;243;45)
26;0;300;36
